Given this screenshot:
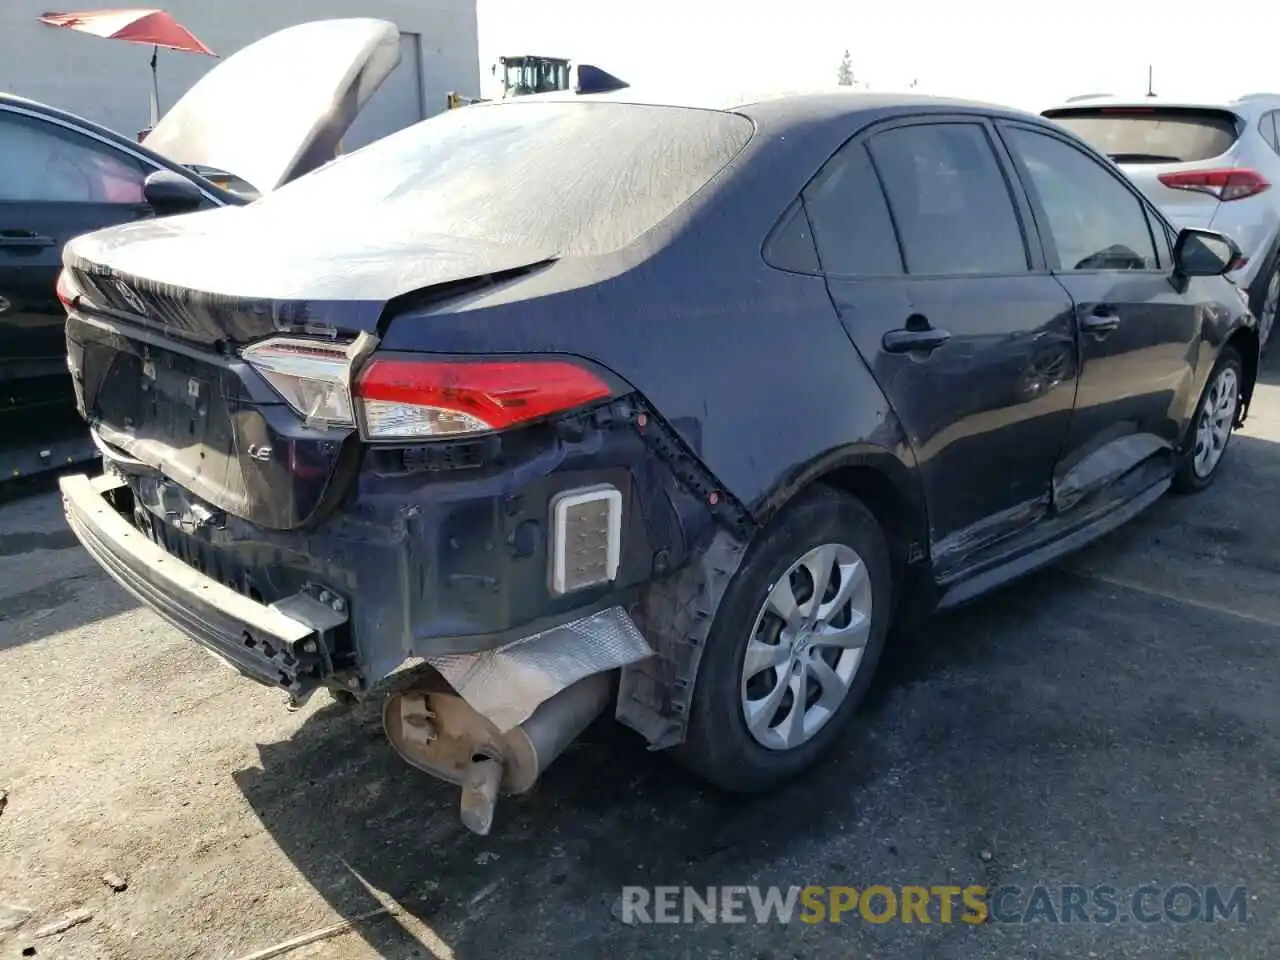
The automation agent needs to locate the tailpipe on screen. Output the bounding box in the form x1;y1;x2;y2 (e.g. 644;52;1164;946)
384;669;614;835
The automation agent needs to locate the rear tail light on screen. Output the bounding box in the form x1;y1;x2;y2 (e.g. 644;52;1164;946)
241;337;357;427
242;338;615;440
353;358;614;440
56;269;80;310
1158;168;1270;201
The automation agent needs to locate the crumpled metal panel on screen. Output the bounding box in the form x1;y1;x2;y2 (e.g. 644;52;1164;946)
427;606;654;732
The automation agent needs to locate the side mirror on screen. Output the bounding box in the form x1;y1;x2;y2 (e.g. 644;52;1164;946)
143;170;204;216
1172;227;1242;278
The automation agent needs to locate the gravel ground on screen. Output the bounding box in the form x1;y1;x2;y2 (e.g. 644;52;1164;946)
2;364;1279;960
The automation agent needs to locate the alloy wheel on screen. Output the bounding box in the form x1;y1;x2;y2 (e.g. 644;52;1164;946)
740;542;873;751
1193;365;1240;479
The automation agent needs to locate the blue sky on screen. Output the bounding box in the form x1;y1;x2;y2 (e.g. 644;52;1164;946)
476;0;1274;110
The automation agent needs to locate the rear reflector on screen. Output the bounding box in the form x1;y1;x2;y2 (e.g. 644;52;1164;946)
549;485;623;595
1158;168;1270;201
353;358;614;440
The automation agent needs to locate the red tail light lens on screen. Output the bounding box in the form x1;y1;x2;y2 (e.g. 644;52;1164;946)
353;358;614;439
55;269;79;310
1158;168;1270;201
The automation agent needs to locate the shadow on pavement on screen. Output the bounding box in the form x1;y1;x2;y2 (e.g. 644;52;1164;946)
231;579;1036;960
0;485;140;650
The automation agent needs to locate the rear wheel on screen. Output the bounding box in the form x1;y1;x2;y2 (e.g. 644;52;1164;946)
1172;346;1242;493
674;486;893;793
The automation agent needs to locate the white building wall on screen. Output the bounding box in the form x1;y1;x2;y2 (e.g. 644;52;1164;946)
0;0;479;147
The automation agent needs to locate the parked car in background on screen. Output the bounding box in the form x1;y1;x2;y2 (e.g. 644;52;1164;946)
1042;94;1280;350
56;91;1258;833
0;92;241;471
0;18;400;479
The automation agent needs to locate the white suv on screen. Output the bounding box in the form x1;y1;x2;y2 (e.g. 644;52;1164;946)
1042;94;1280;349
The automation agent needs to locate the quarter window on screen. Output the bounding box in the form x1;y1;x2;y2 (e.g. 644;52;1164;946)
801;141;903;276
867;122;1029;276
0;111;147;204
1005;127;1159;271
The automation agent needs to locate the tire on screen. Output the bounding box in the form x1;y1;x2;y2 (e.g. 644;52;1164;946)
1172;346;1243;494
673;485;893;793
1247;254;1279;353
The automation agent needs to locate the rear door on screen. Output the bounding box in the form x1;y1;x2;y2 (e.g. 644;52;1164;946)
996;120;1202;506
808;117;1078;573
0;107;154;412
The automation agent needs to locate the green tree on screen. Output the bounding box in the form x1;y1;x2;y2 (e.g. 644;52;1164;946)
837;50;854;87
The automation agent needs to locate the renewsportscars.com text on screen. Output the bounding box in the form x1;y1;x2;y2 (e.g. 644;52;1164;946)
618;884;1250;926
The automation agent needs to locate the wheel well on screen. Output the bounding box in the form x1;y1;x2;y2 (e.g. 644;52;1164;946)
1227;326;1260;403
815;465;924;586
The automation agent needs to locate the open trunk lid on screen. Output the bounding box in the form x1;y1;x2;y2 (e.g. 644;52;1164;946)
141;18;402;196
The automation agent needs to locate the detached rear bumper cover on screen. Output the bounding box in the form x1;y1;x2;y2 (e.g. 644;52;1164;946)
60;472;343;694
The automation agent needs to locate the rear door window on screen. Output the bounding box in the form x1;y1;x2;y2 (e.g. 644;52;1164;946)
1043;107;1240;163
866;122;1029;276
0;110;147;204
1004;126;1160;271
800;141;903;276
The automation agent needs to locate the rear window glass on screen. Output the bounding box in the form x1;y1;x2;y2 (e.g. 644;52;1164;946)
1043;107;1240;163
255;101;753;257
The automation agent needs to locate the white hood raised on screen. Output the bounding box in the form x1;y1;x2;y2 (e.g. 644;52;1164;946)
142;19;402;195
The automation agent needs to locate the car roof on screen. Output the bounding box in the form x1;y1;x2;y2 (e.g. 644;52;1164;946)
0;89;179;162
492;87;1051;132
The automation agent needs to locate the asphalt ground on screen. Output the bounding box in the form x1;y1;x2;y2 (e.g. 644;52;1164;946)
2;357;1279;959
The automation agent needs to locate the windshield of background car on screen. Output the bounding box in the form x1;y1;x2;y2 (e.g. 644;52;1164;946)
252;100;754;257
1043;107;1241;163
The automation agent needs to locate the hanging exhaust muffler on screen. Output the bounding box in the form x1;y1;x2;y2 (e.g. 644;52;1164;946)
384;669;615;835
383;605;654;834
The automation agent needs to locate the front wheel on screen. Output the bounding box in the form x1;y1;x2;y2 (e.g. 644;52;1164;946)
1172;346;1242;494
673;486;893;793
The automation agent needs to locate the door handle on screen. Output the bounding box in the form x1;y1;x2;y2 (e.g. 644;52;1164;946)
1080;306;1121;336
883;325;953;354
0;232;58;249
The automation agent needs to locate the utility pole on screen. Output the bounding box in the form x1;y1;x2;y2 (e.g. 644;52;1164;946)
1146;64;1155;98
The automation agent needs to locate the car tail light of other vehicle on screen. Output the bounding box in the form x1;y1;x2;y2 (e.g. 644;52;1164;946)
56;269;81;310
1157;168;1271;202
352;357;614;440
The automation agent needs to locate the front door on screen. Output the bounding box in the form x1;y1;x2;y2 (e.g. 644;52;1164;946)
0;107;153;426
996;121;1203;507
806;118;1079;574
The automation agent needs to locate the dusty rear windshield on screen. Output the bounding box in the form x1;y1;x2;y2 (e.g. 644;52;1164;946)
256;100;754;257
1043;107;1241;163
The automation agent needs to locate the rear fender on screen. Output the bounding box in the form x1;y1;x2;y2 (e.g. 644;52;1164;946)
618;442;930;750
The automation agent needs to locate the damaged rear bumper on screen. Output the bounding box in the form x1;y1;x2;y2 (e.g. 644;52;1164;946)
60;472;346;695
58;396;745;726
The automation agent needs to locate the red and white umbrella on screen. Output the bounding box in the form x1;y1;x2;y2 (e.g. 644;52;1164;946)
39;9;216;126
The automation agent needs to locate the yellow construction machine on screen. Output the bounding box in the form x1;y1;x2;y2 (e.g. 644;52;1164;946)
446;55;628;110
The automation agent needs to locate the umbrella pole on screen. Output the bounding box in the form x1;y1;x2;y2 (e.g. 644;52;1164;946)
149;45;160;127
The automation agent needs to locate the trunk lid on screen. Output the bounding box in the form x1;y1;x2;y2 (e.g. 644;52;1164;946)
141;18;402;196
63;205;553;346
62;208;553;530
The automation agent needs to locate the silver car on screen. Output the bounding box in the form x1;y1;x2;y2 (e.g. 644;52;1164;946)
1043;94;1280;349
